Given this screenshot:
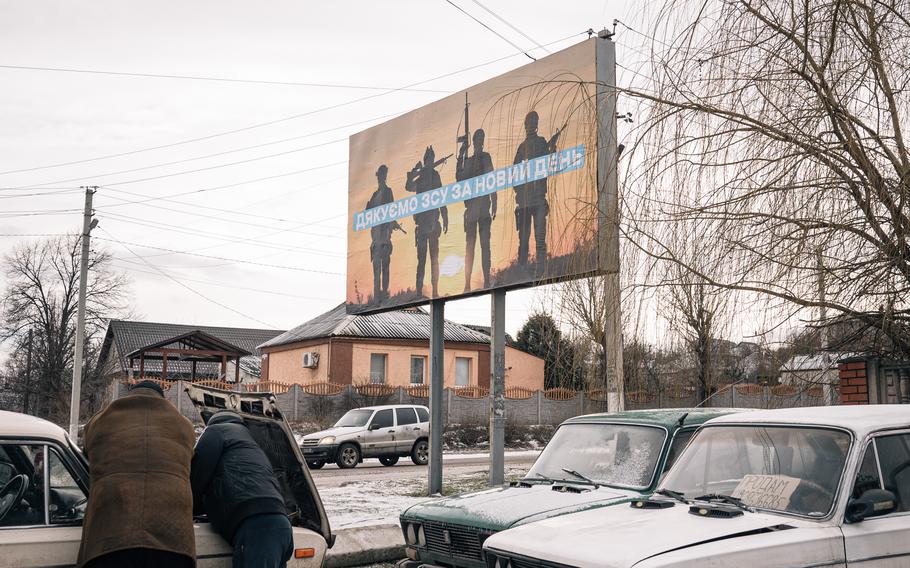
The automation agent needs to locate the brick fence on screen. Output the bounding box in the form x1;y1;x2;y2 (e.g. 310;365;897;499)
116;378;835;427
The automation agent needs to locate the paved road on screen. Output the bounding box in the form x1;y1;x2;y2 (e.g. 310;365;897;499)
310;450;539;488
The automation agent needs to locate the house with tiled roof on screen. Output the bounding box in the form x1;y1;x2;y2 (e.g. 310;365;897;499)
260;304;544;390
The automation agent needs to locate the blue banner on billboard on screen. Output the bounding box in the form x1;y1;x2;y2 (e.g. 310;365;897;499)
352;144;586;232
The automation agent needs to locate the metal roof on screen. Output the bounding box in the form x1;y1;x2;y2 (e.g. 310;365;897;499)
101;320;284;377
259;303;492;349
126;329;252;360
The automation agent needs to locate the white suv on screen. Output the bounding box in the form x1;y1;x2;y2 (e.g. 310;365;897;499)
301;404;430;469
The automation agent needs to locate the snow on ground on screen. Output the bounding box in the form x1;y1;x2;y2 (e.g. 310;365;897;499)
320;465;531;529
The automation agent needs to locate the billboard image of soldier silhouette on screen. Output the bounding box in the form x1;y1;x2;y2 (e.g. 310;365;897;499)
513;110;564;268
366;164;405;302
406;146;450;298
456;128;495;292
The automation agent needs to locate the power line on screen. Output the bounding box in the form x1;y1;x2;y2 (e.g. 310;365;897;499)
99;183;346;231
468;0;550;54
0;233;69;238
20;136;349;189
92;236;345;276
100;211;345;257
0;31;582;176
1;112;398;188
443;0;536;60
101;227;278;328
97;160;347;205
0;188;82;199
0;63;452;93
112;259;337;301
96;195;345;239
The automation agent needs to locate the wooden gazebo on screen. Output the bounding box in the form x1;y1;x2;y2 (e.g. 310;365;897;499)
127;330;252;383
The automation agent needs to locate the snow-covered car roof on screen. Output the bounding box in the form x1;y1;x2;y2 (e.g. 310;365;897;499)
0;410;69;443
704;404;908;438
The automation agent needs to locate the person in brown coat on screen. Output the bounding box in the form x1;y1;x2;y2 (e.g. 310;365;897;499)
77;380;196;568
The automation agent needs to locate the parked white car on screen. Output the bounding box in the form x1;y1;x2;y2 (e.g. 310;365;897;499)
301;404;430;469
0;385;332;568
483;405;910;568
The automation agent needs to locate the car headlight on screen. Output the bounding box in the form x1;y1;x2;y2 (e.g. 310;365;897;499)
406;523;418;545
417;524;426;547
318;436;336;445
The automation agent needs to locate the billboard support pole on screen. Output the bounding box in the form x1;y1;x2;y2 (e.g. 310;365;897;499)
489;289;506;486
596;33;625;412
428;299;445;495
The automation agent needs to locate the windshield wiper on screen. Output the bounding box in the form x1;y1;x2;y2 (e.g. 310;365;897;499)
527;472;556;483
692;493;754;513
560;468;600;488
654;488;688;504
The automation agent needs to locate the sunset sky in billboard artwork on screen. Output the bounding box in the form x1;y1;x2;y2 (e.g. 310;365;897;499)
346;39;602;313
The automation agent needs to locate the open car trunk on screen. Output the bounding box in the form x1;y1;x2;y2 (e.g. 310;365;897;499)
185;384;333;547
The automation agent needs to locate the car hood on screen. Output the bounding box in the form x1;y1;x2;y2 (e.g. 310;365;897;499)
483;500;815;568
402;482;635;531
185;384;333;547
303;426;366;440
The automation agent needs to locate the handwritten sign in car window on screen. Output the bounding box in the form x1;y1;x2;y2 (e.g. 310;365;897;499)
732;474;801;510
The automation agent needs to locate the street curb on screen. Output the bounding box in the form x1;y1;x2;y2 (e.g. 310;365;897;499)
325;523;404;568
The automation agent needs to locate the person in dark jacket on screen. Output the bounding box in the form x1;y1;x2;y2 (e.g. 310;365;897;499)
191;410;293;568
77;380;196;568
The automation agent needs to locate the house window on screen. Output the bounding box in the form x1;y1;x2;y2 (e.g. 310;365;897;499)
370;353;387;384
455;357;472;387
410;356;426;384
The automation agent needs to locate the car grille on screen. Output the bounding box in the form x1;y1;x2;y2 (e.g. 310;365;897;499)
423;520;490;562
302;439;319;447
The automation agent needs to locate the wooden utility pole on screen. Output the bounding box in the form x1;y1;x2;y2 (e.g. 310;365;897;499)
68;186;97;441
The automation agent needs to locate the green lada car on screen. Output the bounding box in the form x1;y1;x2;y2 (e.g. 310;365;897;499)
398;408;739;568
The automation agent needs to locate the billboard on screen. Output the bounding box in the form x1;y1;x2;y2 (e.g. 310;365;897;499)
346;37;617;314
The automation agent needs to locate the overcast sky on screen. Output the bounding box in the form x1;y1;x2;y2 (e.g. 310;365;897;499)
0;1;653;344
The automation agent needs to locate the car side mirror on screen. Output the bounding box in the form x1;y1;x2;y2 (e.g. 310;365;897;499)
369;424;381;431
846;489;897;523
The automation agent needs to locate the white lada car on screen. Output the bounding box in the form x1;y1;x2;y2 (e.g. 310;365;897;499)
0;385;332;567
483;405;910;568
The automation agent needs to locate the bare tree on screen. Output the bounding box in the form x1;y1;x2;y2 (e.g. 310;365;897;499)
0;235;129;423
621;0;910;361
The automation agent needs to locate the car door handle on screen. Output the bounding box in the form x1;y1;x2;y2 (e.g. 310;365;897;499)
388;429;395;433
413;427;420;430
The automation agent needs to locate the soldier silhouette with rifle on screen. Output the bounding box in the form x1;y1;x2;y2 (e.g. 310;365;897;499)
512;111;564;267
366;164;404;302
456;94;496;291
406;146;450;298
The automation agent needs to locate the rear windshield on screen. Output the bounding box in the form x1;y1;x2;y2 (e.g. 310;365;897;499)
334;409;373;427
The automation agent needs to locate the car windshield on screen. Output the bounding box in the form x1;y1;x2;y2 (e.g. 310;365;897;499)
660;425;851;517
526;423;666;489
334;409;373;427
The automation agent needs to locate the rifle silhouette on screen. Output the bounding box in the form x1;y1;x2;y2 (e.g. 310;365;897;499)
548;121;569;151
406;153;455;189
457;93;470;153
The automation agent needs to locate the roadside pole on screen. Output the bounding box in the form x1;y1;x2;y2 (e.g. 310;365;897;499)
428;299;445;494
817;247;833;405
489;289;506;486
68;186;97;441
596;32;624;412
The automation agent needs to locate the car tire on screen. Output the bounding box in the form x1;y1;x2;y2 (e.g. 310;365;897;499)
307;460;326;470
411;439;429;465
336;443;360;469
379;455;399;466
